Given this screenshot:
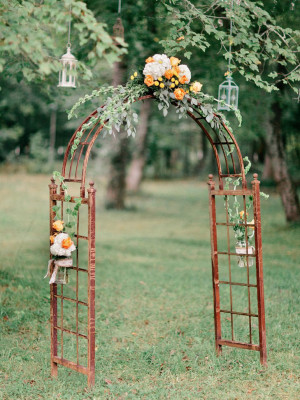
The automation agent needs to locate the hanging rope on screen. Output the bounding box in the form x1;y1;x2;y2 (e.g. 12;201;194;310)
227;0;233;74
67;4;72;47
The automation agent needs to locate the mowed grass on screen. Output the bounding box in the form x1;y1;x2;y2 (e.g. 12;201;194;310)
0;173;299;400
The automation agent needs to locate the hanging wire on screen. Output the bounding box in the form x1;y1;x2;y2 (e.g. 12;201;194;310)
118;0;122;14
227;0;233;74
67;4;72;47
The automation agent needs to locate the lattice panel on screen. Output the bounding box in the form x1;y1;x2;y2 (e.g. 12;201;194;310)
49;179;96;385
208;173;267;364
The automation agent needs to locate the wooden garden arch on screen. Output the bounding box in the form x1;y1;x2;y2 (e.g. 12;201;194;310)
49;95;267;387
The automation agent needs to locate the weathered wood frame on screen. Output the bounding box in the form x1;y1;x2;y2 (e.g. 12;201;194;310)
49;95;267;387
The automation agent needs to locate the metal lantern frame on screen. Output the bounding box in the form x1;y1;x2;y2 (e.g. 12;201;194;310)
218;76;239;111
58;46;77;88
48;95;267;387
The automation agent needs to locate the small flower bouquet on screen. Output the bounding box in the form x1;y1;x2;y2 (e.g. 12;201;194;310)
234;211;255;268
45;220;76;284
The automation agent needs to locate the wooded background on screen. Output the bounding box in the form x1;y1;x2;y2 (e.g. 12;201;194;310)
1;0;299;221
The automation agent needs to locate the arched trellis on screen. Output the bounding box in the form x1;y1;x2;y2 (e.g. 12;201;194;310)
49;96;267;387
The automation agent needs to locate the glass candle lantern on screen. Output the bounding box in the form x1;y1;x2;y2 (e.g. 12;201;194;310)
58;46;77;88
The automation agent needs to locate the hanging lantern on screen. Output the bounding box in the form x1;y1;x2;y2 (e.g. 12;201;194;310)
58;46;77;88
217;76;239;111
113;17;124;40
58;4;77;88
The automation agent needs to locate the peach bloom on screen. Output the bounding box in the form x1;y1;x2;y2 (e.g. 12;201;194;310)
177;36;185;41
144;75;154;87
50;235;55;244
164;69;173;80
179;75;188;84
172;66;180;77
146;57;154;63
53;220;64;232
174;88;186;100
239;211;249;219
190;81;203;93
170;57;181;67
62;237;74;249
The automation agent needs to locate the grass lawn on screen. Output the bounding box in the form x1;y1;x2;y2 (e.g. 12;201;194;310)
0;173;299;399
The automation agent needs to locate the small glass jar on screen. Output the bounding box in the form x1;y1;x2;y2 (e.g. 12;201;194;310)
235;241;255;268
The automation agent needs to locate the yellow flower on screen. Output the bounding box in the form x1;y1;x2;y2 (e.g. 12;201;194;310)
154;81;159;86
170;83;175;88
160;83;164;88
190;81;203;93
175;80;179;85
130;75;134;80
158;77;163;81
53;220;64;232
134;72;138;77
171;78;175;82
170;56;181;67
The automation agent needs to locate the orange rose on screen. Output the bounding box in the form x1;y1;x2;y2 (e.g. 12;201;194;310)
50;235;55;244
144;75;154;87
53;220;64;232
174;88;186;101
164;69;174;80
145;57;154;63
179;75;188;84
62;237;73;249
170;57;181;67
172;66;180;77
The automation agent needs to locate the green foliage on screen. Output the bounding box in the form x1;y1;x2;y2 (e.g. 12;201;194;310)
0;0;127;83
52;170;82;238
160;0;300;93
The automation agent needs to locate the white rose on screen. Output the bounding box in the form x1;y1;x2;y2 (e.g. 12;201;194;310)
50;233;76;257
143;62;166;80
152;54;171;70
178;65;191;83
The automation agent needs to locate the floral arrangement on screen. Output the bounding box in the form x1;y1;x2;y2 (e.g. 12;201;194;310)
45;171;81;284
224;157;268;267
68;53;242;157
50;223;76;258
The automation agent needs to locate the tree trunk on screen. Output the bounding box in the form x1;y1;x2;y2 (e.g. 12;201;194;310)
105;59;129;209
126;100;151;192
267;99;300;222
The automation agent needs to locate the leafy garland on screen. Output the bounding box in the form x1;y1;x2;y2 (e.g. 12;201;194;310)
224;157;269;245
51;171;82;240
67;54;242;158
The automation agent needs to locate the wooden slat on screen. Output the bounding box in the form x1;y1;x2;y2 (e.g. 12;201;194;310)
52;356;88;375
217;251;256;257
219;280;257;288
54;325;88;339
54;294;88;307
211;189;253;196
74;234;88;241
217;339;260;351
220;309;258;318
51;194;88;204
